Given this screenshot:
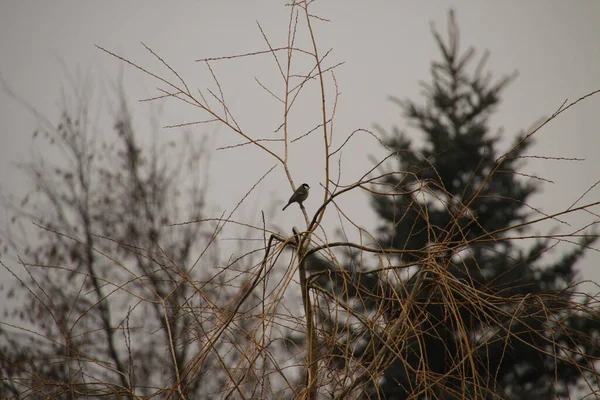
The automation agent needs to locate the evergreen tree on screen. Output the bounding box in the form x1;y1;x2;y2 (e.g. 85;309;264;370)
337;11;600;399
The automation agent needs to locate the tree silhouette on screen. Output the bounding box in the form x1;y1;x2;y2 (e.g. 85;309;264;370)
360;11;600;399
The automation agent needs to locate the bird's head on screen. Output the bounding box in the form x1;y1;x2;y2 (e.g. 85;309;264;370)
301;183;310;190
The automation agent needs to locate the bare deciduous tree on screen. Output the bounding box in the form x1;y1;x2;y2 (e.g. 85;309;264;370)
0;80;240;398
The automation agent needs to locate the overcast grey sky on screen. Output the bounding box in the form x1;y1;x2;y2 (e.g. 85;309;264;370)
1;1;599;291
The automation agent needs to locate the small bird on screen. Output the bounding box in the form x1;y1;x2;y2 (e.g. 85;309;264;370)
282;183;310;211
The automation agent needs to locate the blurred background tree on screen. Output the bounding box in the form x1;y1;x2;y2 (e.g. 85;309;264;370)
0;83;238;398
318;11;600;399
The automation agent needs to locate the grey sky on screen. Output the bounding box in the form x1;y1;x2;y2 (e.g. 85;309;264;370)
1;1;599;291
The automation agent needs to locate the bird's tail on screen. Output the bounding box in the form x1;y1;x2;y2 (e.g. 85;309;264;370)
282;202;290;211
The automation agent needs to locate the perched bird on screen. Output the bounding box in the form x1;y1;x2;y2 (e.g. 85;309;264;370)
282;183;310;211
